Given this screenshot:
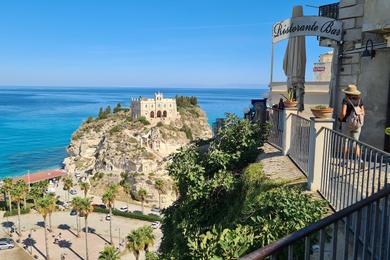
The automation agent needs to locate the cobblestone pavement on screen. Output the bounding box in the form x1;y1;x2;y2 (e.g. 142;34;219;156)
257;143;307;184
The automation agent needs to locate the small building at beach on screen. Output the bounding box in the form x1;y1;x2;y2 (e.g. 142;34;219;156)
131;92;179;122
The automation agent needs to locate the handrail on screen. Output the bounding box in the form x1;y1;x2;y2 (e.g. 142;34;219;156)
240;187;390;259
291;113;310;122
327;128;390;157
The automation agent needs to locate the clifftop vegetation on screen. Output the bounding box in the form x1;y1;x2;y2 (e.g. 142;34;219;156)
159;114;326;259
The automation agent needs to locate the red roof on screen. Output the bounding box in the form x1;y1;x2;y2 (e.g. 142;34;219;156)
14;169;67;184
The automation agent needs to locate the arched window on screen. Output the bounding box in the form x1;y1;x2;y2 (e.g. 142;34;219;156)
150;111;155;118
157;111;162;118
163;111;167;117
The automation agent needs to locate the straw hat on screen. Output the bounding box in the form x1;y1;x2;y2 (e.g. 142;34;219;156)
343;84;361;95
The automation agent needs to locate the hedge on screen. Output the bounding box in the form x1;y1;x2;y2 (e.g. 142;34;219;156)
4;207;31;217
93;207;161;222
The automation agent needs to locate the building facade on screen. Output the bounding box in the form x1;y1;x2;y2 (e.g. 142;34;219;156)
131;92;179;122
325;0;390;151
313;52;333;82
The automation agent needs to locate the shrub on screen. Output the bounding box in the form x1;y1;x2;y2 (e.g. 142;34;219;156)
180;125;193;140
4;207;31;217
85;116;94;124
145;252;159;260
93;207;161;222
176;96;198;108
109;125;121;135
113;103;122;113
137;116;150;125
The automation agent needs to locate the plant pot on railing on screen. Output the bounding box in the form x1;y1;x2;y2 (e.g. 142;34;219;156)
284;100;298;108
311;106;334;118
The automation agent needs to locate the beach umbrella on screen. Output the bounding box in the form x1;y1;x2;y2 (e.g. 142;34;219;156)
283;5;306;111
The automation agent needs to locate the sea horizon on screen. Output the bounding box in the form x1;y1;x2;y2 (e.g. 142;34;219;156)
0;86;268;179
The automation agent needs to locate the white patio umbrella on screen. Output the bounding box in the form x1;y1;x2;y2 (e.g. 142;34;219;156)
283;5;306;111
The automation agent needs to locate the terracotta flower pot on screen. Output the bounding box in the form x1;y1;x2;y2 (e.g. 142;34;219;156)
311;107;334;118
284;100;298;108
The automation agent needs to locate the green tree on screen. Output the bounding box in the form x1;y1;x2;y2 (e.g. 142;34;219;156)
78;197;94;260
36;195;52;260
29;180;49;207
79;181;90;198
46;193;57;232
137;188;147;214
11;180;28;238
145;252;159;260
102;184;118;245
105;105;112;115
98;245;120;260
113;103;122;113
126;228;144;260
63;176;73;201
140;226;155;252
154;179;165;209
98;107;105;119
18;181;29;210
2;178;13;211
70;196;82;237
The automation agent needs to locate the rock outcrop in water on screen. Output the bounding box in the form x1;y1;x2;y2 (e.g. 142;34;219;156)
63;100;212;207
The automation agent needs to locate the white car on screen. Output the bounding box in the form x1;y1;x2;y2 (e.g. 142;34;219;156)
105;214;111;221
69;189;77;195
151;221;161;229
118;206;128;212
0;238;14;250
75;173;81;178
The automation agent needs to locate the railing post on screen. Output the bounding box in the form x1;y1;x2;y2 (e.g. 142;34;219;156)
307;117;334;191
282;107;298;155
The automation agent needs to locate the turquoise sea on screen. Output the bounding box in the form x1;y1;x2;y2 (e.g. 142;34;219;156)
0;86;268;178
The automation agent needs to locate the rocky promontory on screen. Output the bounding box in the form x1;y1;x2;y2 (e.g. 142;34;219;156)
63;97;212;208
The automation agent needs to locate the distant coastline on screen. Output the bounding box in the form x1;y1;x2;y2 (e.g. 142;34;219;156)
0;86;268;179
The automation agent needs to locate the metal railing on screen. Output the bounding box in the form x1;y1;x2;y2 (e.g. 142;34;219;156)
289;114;310;175
320;128;390;211
241;188;390;260
268;108;283;150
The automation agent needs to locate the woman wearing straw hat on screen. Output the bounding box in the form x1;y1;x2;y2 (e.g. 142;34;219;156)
338;84;365;160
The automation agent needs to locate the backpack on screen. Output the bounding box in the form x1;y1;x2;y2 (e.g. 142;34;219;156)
346;98;364;131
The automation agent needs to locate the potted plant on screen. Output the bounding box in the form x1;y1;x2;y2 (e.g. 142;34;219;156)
311;105;334;118
281;89;298;108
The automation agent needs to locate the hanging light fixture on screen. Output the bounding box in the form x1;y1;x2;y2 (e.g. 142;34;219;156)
361;39;376;59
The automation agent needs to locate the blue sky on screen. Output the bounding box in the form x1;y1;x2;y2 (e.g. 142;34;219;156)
0;0;334;88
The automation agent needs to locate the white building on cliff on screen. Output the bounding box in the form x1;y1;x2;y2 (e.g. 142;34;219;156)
131;92;179;122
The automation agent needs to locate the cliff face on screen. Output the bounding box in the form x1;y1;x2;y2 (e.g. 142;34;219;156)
63;105;212;207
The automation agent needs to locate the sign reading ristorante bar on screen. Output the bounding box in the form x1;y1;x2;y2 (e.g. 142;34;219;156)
272;16;343;43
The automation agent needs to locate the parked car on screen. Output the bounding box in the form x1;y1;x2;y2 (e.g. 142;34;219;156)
105;214;111;221
150;221;161;229
118;206;128;212
151;207;161;213
69;189;77;195
0;238;15;250
92;204;106;209
70;209;77;216
75;173;81;178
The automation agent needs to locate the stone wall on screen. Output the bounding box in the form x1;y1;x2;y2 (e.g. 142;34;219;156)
331;0;390;150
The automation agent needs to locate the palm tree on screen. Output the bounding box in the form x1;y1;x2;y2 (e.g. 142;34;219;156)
154;179;165;209
122;183;132;209
70;196;82;237
126;229;144;260
102;184;118;245
78;197;94;260
140;226;155;253
36;195;52;260
63;176;73;201
19;180;29;210
79;181;90;198
2;178;13;211
137;188;147;214
46;193;57;232
11;180;28;237
98;245;120;260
